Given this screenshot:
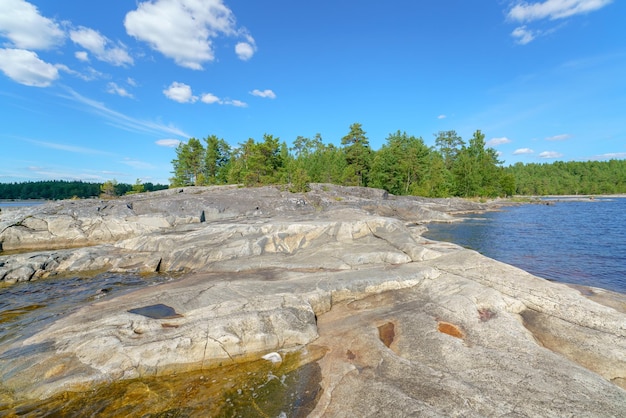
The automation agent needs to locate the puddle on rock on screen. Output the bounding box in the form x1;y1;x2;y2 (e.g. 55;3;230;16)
1;348;325;417
378;322;395;348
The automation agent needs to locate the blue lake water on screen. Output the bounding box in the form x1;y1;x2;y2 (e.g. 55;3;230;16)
423;197;626;294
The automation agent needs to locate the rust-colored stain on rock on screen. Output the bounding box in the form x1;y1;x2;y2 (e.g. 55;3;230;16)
437;321;464;339
378;322;395;348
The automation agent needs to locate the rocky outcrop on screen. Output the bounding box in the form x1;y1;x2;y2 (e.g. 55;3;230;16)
0;185;624;416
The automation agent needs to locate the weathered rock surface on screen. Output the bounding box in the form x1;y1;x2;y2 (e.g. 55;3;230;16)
0;185;624;416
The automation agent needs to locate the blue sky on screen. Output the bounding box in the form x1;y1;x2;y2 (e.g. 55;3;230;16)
1;0;625;185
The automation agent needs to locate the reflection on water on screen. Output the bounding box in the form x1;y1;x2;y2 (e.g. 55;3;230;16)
424;198;626;294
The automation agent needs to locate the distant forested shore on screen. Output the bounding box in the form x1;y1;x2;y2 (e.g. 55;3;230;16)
0;180;168;201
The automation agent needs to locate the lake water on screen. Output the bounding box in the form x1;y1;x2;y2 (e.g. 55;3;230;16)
0;201;45;209
423;197;626;294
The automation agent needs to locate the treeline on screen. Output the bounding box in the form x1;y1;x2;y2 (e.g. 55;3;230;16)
0;180;168;200
171;123;515;197
508;160;626;195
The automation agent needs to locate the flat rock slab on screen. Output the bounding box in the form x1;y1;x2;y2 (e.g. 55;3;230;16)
0;185;624;416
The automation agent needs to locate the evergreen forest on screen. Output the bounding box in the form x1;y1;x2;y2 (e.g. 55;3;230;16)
3;123;625;200
169;123;626;197
0;180;168;200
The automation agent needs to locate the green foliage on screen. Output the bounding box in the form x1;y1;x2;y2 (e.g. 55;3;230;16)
100;179;118;199
505;159;626;195
126;179;145;195
162;124;626;198
0;181;167;200
341;123;372;187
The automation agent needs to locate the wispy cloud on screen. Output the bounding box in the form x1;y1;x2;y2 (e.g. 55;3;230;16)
506;0;613;44
437;114;447;120
60;88;189;138
19;137;115;156
513;148;535;155
156;139;182;147
69;26;133;67
250;89;276;99
107;82;134;98
538;150;564;159
591;152;626;160
121;158;156;170
487;137;512;146
508;0;613;22
545;133;571;141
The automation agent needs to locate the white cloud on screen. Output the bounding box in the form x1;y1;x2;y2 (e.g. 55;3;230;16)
226;99;247;107
22;137;114;156
250;89;276;99
0;48;59;87
235;41;255;61
125;0;252;70
507;1;612;44
545;133;572;141
0;0;65;50
200;93;247;107
437;114;446;119
591;152;626;160
201;93;221;104
156;139;182;147
107;82;134;98
121;158;156;170
163;81;198;103
69;26;133;67
75;51;89;62
511;26;536;45
538;151;563;158
513;148;535;155
127;77;137;87
487;137;512;146
508;0;613;23
61;88;189;138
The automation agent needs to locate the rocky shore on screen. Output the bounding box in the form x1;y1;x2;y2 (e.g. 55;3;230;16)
1;185;625;416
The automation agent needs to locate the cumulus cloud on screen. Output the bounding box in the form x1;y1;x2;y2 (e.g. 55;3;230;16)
538;151;563;159
70;26;133;67
545;133;572;141
0;0;65;50
513;148;535;155
487;137;512;146
437;114;446;119
0;48;59;87
201;93;221;104
156;139;182;147
227;99;247;107
250;89;276;99
163;82;198;103
125;0;252;69
235;36;256;60
507;0;613;22
107;82;134;98
201;93;247;107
